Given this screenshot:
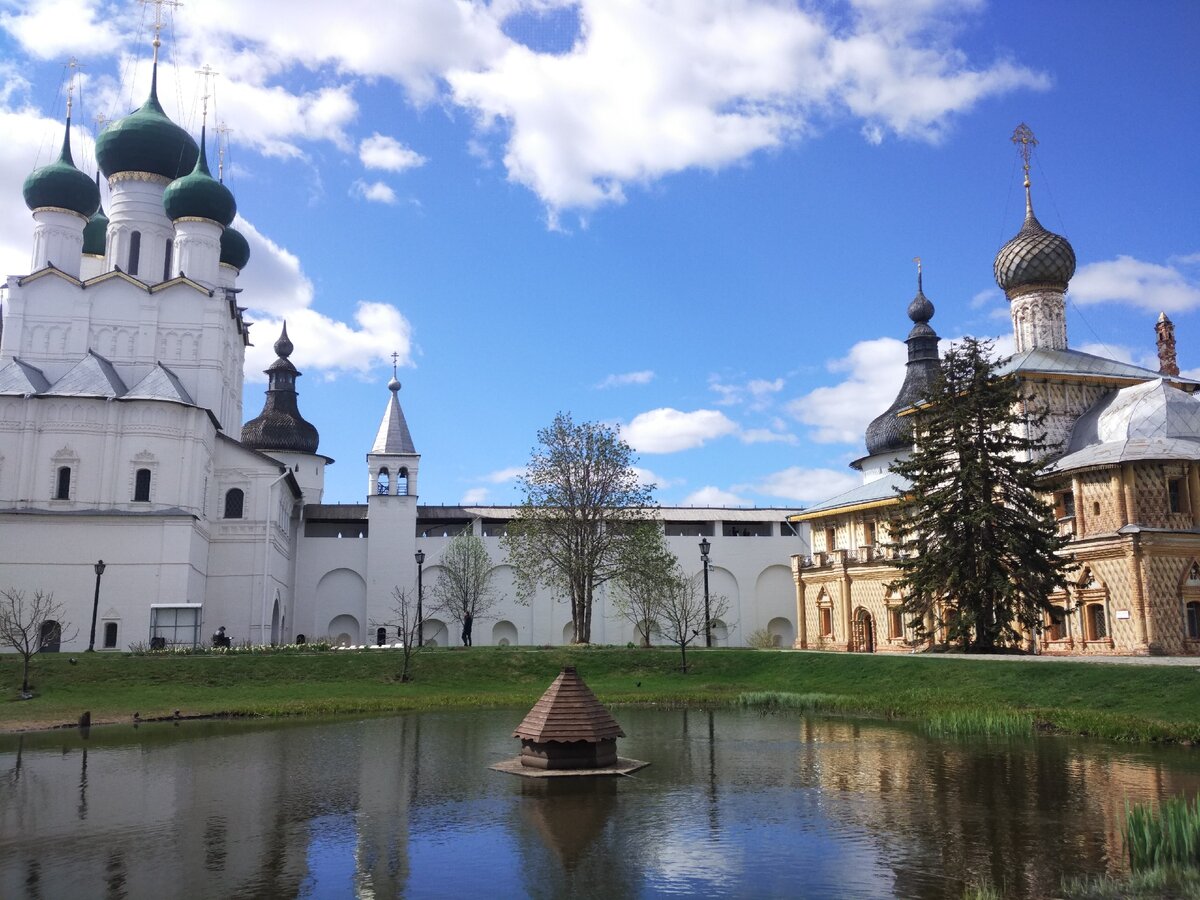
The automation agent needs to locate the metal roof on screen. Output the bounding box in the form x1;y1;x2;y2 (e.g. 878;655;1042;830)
44;350;126;398
371;382;416;455
0;358;50;394
122;363;195;405
997;347;1199;386
1043;379;1200;474
790;472;908;520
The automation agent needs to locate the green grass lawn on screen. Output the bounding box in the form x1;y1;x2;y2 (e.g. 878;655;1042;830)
3;646;1200;742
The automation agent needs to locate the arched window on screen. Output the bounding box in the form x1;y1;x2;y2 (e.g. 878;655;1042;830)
376;627;387;646
397;467;409;496
39;620;61;652
1085;603;1107;641
103;622;118;649
55;466;71;500
128;230;141;277
163;238;173;281
377;467;390;495
134;468;151;502
224;488;244;519
817;590;833;637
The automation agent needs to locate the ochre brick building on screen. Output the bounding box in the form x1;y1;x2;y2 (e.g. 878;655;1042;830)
791;159;1200;657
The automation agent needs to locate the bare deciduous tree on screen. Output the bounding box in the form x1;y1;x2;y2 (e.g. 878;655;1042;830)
0;588;75;697
502;412;659;644
657;570;730;674
428;530;498;645
371;587;428;683
610;531;676;647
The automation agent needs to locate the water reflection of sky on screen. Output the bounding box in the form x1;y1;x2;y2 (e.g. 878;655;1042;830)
3;709;1200;899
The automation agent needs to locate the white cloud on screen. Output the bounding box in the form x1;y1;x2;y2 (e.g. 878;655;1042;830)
461;487;490;504
631;465;683;490
1;1;1046;220
484;466;526;484
359;133;426;172
235;219;414;381
0;0;123;59
597;369;655;389
682;486;748;507
622;407;738;453
447;0;1046;215
739;428;797;445
1072;255;1200;314
709;374;784;409
350;179;398;204
752;466;862;504
787;337;907;444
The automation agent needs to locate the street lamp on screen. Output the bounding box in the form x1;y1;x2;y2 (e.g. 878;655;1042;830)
699;538;711;648
87;560;106;652
415;549;425;647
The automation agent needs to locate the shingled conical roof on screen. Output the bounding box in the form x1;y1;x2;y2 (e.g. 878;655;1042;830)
513;667;624;744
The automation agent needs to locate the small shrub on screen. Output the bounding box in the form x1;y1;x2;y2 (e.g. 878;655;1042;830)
746;628;778;649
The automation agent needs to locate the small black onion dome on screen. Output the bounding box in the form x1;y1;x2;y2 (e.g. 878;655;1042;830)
96;67;199;180
220;226;250;270
994;206;1076;293
163;128;236;225
241;323;319;454
865;275;941;456
23;118;100;217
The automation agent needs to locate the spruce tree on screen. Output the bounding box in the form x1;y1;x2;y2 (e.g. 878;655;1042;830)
888;337;1072;651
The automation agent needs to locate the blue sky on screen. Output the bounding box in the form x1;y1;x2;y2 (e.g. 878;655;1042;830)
1;0;1197;508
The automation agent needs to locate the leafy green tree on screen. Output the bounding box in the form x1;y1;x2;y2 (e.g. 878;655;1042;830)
889;336;1072;651
428;530;497;644
502;412;658;643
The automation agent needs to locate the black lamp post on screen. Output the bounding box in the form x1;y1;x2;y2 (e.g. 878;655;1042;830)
87;560;106;652
699;538;711;648
415;549;425;647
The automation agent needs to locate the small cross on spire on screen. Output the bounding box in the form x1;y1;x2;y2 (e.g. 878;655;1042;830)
390;351;399;377
1011;123;1038;215
141;0;183;63
913;256;923;292
195;63;218;127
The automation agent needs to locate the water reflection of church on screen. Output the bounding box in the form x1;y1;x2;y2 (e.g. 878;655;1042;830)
792;131;1200;657
4;711;1198;898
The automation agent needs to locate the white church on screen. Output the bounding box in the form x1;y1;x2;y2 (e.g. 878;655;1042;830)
0;54;807;654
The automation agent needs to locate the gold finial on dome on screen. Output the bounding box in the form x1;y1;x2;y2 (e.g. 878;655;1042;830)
64;57;83;118
1011;123;1038;215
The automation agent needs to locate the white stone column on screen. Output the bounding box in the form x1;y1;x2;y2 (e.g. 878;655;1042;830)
30;208;87;278
171;218;223;287
105;173;173;283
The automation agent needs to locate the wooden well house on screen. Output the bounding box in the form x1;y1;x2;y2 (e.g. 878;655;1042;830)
513;666;625;770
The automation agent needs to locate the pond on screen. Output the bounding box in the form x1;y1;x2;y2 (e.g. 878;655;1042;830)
2;708;1199;899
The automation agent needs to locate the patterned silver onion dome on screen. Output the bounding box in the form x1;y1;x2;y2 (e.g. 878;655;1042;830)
994;206;1076;293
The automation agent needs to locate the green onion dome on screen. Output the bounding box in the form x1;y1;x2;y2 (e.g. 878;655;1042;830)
22;118;100;217
95;67;198;181
82;181;109;255
220;225;250;270
163;128;236;225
